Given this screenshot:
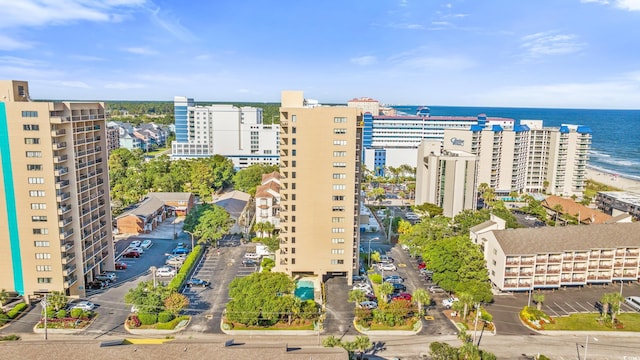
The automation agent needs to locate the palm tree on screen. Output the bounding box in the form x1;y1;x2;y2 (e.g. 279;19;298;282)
353;335;371;360
0;289;9;307
253;221;267;237
533;293;545;311
322;335;342;347
46;291;68;312
378;282;394;304
600;293;613;319
457;292;475;321
552;204;563;226
412;288;431;316
608;292;625;327
348;290;366;307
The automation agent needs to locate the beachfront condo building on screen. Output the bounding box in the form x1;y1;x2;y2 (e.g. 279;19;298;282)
171;97;279;169
415;140;478;217
441;120;591;197
0;80;114;302
276;91;363;283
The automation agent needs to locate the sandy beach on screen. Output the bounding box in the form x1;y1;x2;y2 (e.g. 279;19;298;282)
586;168;640;194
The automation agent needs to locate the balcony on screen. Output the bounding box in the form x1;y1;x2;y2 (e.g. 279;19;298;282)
63;275;78;288
51;128;66;137
60;241;73;252
55;179;70;190
61;254;75;265
56;192;71;202
58;216;72;227
548;256;562;263
52;141;67;150
59;229;74;240
53;154;68;163
58;205;71;215
63;265;76;276
54;167;69;176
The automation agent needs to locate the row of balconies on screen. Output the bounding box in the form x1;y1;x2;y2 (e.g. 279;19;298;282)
76;146;102;158
74;136;101;145
73;124;101;133
78;167;104;181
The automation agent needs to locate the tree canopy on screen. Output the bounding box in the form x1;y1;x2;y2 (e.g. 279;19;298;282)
232;163;278;195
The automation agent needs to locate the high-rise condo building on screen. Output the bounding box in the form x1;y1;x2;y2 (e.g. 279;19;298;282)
171;97;279;169
276;91;363;282
0;80;114;301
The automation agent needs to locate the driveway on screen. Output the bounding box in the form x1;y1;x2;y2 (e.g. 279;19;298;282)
324;276;357;336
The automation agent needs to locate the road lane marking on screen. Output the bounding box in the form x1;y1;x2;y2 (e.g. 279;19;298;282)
564;302;579;313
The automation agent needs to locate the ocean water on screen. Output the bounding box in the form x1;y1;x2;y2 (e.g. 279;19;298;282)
393;105;640;181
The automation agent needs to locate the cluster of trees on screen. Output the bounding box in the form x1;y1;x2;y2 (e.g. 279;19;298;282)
183;204;232;246
109;149;235;212
124;280;190;326
232;163;279;195
36;291;92;326
349;287;432;328
225;272;319;327
323;335;372;360
429;335;497;360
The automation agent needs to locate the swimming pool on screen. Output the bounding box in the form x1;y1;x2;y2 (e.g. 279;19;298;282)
295;280;314;301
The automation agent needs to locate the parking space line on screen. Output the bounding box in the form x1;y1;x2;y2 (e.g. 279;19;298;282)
544;305;560;317
553;302;569;315
575;302;591;312
564;302;579;313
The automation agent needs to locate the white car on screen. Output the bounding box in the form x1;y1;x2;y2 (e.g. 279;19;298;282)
129;240;141;248
352;283;372;293
524;216;537;221
244;252;261;259
155;267;176;277
442;297;459;309
71;301;96;311
165;257;185;267
128;246;144;254
359;301;378;310
379;263;397;271
141;240;153;249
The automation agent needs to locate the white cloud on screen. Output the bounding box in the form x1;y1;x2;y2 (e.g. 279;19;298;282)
0;0;145;29
0;34;32;50
520;31;585;59
389;48;475;71
350;56;377;66
122;47;158;55
61;81;91;89
399;0;408;7
147;6;195;41
104;82;146;89
581;0;640;10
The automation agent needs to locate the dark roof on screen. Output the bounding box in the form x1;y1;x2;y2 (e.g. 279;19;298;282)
213;191;250;218
148;192;193;203
492;222;640;255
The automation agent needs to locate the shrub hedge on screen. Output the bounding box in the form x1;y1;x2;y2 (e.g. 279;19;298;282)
138;312;158;325
70;308;84;319
156;315;189;330
56;309;67;319
168;245;203;291
6;303;27;319
158;311;174;323
0;313;9;325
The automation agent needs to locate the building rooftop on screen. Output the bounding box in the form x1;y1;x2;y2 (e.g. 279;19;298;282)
213;190;251;219
599;191;640;207
542;195;612;224
492;222;640;255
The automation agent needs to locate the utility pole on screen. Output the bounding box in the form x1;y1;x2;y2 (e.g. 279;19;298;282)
43;294;48;340
472;303;480;344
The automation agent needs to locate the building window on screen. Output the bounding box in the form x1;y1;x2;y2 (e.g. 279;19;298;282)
331;249;345;254
332;195;344;201
29;190;46;197
331;259;345;265
334;117;347;123
24;138;40;144
33;228;48;235
291;172;296;179
493;249;497;255
291;226;296;233
332;184;346;190
333;140;347;145
37;277;52;284
291;248;296;254
331;238;344;244
491;270;495;276
34;241;50;247
35;253;51;259
332;217;344;223
331;228;345;233
333;151;346;157
292;138;296;145
332;206;345;212
291;216;296;222
291;237;296;244
23;124;39;131
334;128;346;134
28;177;44;184
333;173;346;179
31;203;46;210
31;216;47;222
292;194;296;201
291;183;296;190
292;160;296;167
36;265;52;272
291;258;296;265
26;151;42;158
292;149;296;156
292;127;297;134
492;260;497;266
27;164;42;171
291;115;296;122
333;162;346;168
21;111;38;118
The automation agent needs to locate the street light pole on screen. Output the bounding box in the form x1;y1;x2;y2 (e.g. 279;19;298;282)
150;266;157;288
185;230;195;250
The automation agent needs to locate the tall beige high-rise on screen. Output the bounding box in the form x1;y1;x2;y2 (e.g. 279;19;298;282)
276;91;363;283
0;80;114;301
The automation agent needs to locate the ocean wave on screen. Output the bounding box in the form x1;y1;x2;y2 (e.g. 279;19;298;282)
588;165;640;182
595;157;638;167
589;150;611;158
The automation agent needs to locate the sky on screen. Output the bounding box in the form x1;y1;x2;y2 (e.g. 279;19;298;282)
0;0;639;109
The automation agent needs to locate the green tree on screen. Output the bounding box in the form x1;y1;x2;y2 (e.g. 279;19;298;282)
322;335;342;348
412;203;444;218
348;290;366;306
0;289;9;306
164;291;190;316
378;282;394;304
368;187;386;204
194;205;232;246
607;292;625;327
232;164;278;194
457;292;475;321
125;281;170;314
353;335;371;360
533;293;545;311
429;341;459;360
46;291;68;312
412;288;431;316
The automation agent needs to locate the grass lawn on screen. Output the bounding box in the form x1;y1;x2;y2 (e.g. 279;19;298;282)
228;320;315;331
369;320;416;331
544;313;640;331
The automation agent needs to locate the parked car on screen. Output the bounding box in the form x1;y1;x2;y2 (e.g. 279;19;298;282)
71;301;96;311
625;296;640;311
244;252;260;259
114;261;128;270
391;283;406;293
128;246;144;254
166;257;184;267
524;216;537;221
141;240;153;249
352;275;366;283
155;267;176;277
380;255;394;263
417;262;426;270
86;280;107;290
129;240;141;248
176;242;186;248
364;293;378;302
353;283;373;293
95;272;116;282
360;301;378;310
172;247;189;255
186;278;211;287
122;250;140;258
384;276;404;284
379;263;397;271
242;259;257;267
442;297;459;309
391;292;412;302
428;285;445;293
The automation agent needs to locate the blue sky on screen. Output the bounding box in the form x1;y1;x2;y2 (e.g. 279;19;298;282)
1;0;639;109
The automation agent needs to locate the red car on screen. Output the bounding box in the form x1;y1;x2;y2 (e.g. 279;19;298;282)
114;261;128;270
391;292;412;302
122;250;140;258
417;262;426;269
